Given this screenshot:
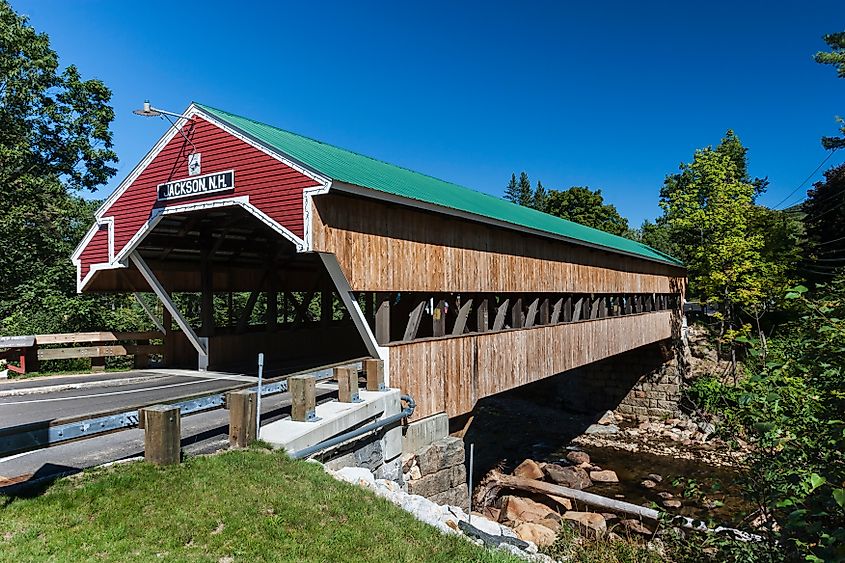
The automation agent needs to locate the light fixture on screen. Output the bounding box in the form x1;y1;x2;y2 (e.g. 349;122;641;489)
133;100;190;120
133;100;197;154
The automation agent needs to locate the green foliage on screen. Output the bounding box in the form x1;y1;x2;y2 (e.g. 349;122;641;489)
0;1;117;192
544;186;630;236
532;179;547;212
543;523;662;563
658;131;800;355
503;172;520;205
632;218;679;258
814;31;845;149
688;281;845;561
517;171;533;207
803;163;845;283
0;1;144;344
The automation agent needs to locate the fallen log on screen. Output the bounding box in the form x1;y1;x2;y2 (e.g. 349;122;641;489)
475;470;763;542
476;470;658;521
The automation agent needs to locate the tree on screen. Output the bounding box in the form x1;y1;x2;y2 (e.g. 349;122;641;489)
636;218;678;258
503;173;520;205
532;180;547;212
517;171;533;207
715;129;769;197
544;186;630;236
658;131;799;364
814;31;845;149
0;1;130;336
802;163;845;281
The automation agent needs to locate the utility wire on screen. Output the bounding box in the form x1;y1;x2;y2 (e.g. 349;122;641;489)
800;268;840;276
815;234;845;247
772;149;839;209
805;197;845;222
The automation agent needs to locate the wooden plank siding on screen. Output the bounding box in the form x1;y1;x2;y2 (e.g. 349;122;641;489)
79;116;322;281
389;310;675;420
79;225;109;279
310;192;685;294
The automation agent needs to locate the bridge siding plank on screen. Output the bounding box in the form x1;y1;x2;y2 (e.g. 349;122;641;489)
311;193;685;294
388;311;675;420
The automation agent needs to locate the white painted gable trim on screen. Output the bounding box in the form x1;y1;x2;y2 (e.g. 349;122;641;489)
73;102;335;292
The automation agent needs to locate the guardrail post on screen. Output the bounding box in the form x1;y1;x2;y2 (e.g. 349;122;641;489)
134;339;151;369
91;355;106;373
141;404;181;465
335;366;360;403
365;359;386;391
290;375;317;422
227;389;257;447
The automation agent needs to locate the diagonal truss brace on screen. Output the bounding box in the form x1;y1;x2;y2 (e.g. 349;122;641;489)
130;252;209;370
133;292;166;334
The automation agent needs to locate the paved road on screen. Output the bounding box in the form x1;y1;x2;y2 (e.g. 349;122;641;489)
0;369;255;428
0;387;337;490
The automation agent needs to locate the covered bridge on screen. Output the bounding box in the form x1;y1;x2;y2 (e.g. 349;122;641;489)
73;103;686;420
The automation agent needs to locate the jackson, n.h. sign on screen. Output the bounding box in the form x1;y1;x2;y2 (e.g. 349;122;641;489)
157;170;235;202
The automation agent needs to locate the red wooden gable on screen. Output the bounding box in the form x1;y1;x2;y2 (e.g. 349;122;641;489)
75;115;323;291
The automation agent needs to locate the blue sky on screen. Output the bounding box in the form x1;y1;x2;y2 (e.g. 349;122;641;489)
12;0;845;225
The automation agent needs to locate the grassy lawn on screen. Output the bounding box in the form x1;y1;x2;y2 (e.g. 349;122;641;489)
0;449;520;563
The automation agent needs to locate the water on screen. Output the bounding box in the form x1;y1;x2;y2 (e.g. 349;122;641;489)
463;393;754;527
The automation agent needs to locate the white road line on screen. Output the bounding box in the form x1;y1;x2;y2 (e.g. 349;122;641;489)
0;378;243;405
0;450;40;463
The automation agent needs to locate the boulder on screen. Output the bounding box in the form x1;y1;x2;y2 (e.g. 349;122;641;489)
544;464;592;490
482;506;500;522
536;518;562;533
657;491;674;500
562;511;607;538
601;512;619;525
565;450;590;466
547;494;573;511
590;470;619;483
584;423;619;435
513;459;545;480
415;437;465;476
597;410;616;425
662;499;682;509
401;452;415;472
498;495;556;525
640;479;657;489
513;522;557;547
647;473;663;483
619;518;653;536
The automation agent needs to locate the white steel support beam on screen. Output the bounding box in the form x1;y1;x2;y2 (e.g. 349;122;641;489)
133;292;166;334
316;252;381;361
130;252;209;370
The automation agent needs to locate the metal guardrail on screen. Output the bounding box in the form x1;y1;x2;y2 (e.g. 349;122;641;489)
0;364;345;457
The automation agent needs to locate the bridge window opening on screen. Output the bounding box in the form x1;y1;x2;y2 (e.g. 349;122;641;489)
357;291;681;346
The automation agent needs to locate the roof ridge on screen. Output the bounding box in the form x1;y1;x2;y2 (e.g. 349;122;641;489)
195;102;514;202
193;102;683;267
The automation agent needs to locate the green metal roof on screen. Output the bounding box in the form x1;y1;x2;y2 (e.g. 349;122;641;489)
196;103;682;267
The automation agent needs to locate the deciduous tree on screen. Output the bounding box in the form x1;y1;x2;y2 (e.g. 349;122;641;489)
0;1;135;335
544;186;629;236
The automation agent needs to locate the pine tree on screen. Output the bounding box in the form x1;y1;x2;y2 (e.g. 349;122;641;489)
532;180;547;212
517;172;532;207
503;173;520;204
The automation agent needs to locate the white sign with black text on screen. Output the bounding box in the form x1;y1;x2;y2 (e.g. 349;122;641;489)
157;170;235;202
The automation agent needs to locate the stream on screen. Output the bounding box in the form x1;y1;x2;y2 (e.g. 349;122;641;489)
463;392;755;527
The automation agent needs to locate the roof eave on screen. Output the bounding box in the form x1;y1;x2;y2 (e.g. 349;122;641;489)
329;181;685;270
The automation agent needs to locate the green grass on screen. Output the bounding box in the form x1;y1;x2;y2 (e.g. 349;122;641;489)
0;450;520;563
543;524;663;563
